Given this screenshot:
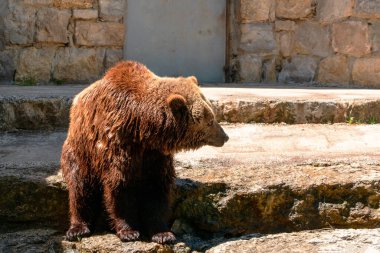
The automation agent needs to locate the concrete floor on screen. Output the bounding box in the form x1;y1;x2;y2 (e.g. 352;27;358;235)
1;124;379;171
1;85;380;101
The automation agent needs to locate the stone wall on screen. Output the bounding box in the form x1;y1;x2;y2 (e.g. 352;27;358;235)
0;0;124;84
1;0;380;87
234;0;380;87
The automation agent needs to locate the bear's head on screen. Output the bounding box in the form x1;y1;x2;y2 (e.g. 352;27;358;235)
165;76;229;151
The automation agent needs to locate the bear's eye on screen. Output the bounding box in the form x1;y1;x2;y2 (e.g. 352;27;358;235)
207;120;214;127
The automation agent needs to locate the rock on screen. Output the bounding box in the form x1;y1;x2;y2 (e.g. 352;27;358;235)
0;49;17;80
206;229;380;253
238;55;262;82
52;47;105;83
239;24;277;54
318;55;350;85
355;0;380;18
278;31;294;57
15;47;56;84
53;0;94;9
3;5;36;45
99;0;125;21
332;21;371;57
274;20;295;31
317;0;354;23
75;21;125;47
293;21;331;57
352;57;380;88
1;228;380;253
239;0;275;23
105;49;123;70
72;9;98;20
276;0;313;19
279;56;318;83
36;8;71;43
0;229;62;252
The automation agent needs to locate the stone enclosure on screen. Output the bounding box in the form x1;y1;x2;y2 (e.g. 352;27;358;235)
1;0;380;87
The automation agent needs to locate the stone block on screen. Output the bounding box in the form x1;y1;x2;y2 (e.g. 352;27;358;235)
294;21;331;57
352;57;380;88
15;47;56;84
53;0;94;9
370;22;380;53
58;0;94;9
279;56;318;83
240;24;276;54
238;55;262;82
36;8;71;43
276;0;313;19
317;0;354;23
99;0;125;21
332;21;371;57
73;9;98;20
355;0;380;18
0;15;6;50
275;20;295;32
105;49;123;70
239;0;275;23
52;47;105;83
278;32;293;57
0;49;17;80
3;5;36;45
318;55;350;85
20;0;54;7
75;21;124;47
262;58;277;82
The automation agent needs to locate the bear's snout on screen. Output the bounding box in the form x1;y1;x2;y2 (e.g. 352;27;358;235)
208;123;229;147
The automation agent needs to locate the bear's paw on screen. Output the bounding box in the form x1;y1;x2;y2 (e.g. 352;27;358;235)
65;223;91;241
151;231;176;244
116;229;140;242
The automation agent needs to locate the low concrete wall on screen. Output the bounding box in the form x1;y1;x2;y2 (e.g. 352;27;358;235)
1;0;380;87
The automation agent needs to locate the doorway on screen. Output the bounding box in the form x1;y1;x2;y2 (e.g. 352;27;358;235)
124;0;227;83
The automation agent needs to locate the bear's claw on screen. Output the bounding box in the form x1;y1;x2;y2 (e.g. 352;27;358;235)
152;231;176;244
65;224;91;241
117;229;140;242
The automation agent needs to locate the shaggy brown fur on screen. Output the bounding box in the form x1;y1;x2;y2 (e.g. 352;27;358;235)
61;61;229;244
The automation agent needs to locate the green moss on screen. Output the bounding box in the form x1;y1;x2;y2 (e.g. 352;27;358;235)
16;78;37;86
50;78;65;85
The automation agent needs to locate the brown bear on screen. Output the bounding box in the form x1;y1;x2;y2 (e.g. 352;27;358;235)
61;61;229;244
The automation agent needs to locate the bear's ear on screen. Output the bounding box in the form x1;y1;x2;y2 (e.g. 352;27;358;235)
167;94;187;114
189;76;198;85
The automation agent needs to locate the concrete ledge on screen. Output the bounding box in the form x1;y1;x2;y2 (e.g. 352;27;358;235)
1;85;380;130
1;125;380;235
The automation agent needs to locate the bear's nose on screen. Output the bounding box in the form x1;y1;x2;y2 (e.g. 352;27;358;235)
223;133;229;143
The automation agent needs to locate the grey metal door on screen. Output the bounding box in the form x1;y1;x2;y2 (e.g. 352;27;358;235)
125;0;226;83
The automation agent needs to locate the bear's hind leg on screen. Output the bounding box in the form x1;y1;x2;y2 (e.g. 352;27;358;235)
103;182;140;242
61;145;93;241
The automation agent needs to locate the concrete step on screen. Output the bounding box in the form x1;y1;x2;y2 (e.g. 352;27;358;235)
1;124;380;236
1;85;380;130
1;228;379;253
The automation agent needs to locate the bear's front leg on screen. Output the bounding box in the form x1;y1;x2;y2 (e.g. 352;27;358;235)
103;182;140;242
140;187;176;244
